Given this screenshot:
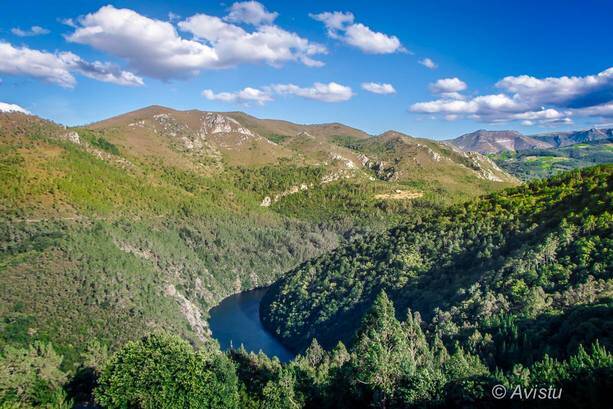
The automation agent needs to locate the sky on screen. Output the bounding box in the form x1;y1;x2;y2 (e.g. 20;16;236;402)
1;0;612;139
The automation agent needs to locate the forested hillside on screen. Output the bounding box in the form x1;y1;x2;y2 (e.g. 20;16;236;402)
261;166;613;357
492;139;613;180
4;292;610;408
1;120;610;408
0;109;514;370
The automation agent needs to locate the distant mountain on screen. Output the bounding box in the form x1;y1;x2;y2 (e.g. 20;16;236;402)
532;127;613;148
448;129;550;153
89;106;515;192
448;127;613;154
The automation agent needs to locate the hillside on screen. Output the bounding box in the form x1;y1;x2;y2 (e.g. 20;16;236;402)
493;139;613;180
534;127;613;148
0;108;515;368
261;166;613;354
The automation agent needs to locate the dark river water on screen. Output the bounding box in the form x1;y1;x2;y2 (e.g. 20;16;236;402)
208;287;295;362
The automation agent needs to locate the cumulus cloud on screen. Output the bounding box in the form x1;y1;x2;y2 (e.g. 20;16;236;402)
67;6;218;79
361;82;396;94
66;4;325;80
496;68;613;108
272;82;354;102
310;11;404;54
225;1;278;26
179;14;326;68
202;81;354;104
412;94;524;115
411;68;613;125
11;26;50;37
418;58;437;69
0;102;30;114
0;41;143;87
430;77;467;93
65;56;144;86
202;87;272;105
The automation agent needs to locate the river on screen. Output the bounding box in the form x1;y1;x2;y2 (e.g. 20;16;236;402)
208;287;295;362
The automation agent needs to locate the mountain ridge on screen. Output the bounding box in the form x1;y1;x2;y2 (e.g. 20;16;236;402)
448;127;613;153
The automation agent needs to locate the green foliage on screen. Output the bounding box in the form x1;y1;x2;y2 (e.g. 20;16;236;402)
492;140;613;180
0;342;71;408
78;129;121;155
262;166;613;355
94;333;239;409
6;298;613;408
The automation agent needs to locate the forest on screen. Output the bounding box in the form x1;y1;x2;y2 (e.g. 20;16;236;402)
2;166;611;408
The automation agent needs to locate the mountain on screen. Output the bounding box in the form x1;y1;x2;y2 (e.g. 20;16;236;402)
448;127;613;154
533;127;613;148
0;107;515;367
261;165;613;353
447;129;550;153
2;110;610;407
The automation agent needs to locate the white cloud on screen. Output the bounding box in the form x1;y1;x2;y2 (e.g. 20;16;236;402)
66;5;325;80
225;1;278;26
11;26;50;37
202;81;354;104
0;42;75;87
411;94;528;118
496;68;613;108
411;68;613;125
310;11;354;33
67;6;219;79
64;56;145;86
418;57;438;70
0;102;30;114
430;77;467;93
202;87;272;105
167;12;181;22
178;14;247;43
361;82;396;94
419;58;437;69
179;15;326;68
0;41;143;88
272;82;354;102
310;11;404;54
410;94;578;125
573;102;613;118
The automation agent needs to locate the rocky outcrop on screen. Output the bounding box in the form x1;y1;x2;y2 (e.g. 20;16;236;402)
60;131;81;144
165;284;209;341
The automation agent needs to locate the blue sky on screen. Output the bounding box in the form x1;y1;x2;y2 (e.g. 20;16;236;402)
1;0;612;139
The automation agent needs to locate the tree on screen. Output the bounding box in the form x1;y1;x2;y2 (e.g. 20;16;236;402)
261;367;300;409
0;342;70;408
94;333;239;409
350;291;412;407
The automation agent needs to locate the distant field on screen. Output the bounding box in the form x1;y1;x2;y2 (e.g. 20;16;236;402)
492;140;613;180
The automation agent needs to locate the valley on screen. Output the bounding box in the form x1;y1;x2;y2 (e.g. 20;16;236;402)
0;107;514;366
1;108;611;408
2;1;611;407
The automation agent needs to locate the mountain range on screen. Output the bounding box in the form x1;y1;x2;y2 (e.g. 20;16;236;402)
448;128;613;153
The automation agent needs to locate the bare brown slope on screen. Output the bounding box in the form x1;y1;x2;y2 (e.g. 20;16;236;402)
449;130;552;153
